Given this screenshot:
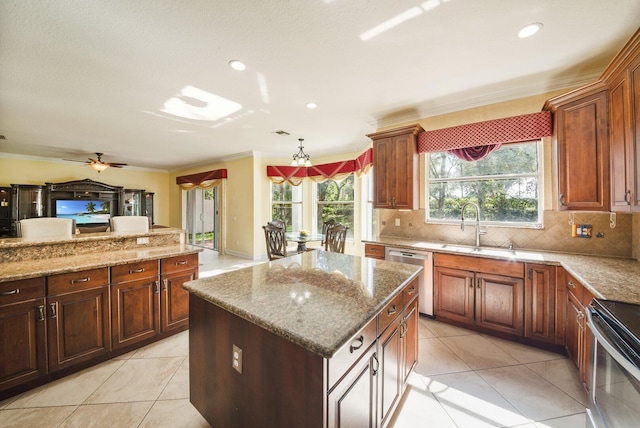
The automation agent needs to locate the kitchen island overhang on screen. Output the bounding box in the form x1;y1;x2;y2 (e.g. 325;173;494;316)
183;250;422;428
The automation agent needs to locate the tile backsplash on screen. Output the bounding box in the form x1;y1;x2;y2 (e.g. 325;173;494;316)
378;209;635;259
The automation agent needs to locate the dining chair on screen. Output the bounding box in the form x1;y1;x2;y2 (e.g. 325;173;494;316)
109;216;150;233
324;223;348;253
320;219;336;246
263;223;288;260
268;219;286;231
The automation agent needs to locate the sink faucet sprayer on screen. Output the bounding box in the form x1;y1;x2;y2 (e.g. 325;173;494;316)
461;202;487;247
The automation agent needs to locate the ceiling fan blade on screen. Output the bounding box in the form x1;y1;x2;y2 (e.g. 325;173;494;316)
109;164;125;168
63;158;90;163
88;158;100;163
107;162;127;167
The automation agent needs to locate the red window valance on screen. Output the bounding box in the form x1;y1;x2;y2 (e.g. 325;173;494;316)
176;169;227;190
267;148;373;185
417;111;552;153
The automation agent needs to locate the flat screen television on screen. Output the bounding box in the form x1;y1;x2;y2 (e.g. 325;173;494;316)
55;200;112;225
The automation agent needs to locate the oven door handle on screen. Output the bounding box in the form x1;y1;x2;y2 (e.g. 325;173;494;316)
587;309;640;379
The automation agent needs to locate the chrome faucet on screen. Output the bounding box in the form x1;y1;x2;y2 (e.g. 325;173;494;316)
460;202;487;248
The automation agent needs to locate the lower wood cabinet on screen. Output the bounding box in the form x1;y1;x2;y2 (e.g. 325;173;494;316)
0;277;46;391
524;264;557;344
111;260;160;349
1;253;199;399
47;269;111;372
364;243;385;260
434;254;524;336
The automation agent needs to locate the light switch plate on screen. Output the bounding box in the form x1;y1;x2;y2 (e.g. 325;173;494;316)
395;218;400;226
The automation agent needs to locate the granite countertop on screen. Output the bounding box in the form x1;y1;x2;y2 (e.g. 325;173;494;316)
0;244;202;283
366;236;640;305
182;250;422;359
0;227;185;249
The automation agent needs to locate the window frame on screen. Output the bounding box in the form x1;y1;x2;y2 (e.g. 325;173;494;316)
425;140;544;229
270;182;302;232
313;175;355;239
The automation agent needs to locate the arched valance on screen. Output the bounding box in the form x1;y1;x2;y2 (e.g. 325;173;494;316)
267;148;373;185
417;111;552;153
176;169;227;190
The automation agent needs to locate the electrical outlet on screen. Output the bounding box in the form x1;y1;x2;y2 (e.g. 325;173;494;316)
232;344;242;374
136;237;149;245
395;218;400;226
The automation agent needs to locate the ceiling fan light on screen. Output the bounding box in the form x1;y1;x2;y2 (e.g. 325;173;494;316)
90;163;109;172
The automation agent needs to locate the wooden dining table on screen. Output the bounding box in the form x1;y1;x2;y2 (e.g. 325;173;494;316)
285;232;324;253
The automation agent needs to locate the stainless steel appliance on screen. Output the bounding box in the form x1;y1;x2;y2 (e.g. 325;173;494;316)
586;299;640;428
385;247;433;316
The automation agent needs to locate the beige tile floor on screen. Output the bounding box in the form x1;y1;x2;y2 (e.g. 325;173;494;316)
0;250;587;427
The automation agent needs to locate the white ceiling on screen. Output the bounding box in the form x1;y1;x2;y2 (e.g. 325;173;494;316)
1;0;639;171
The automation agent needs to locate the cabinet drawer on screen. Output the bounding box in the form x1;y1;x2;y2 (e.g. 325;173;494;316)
161;253;198;274
402;278;419;306
112;260;159;284
48;268;109;295
434;253;523;278
327;316;377;390
379;292;403;334
364;243;385;260
564;271;584;301
0;277;45;305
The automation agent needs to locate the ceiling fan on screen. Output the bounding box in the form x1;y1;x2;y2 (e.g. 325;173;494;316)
66;152;127;173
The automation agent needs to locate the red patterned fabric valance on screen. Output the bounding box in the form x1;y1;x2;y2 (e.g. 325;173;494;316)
417;111;552;153
176;169;227;190
267;148;373;185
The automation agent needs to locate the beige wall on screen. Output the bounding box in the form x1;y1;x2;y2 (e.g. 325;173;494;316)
0;156;171;225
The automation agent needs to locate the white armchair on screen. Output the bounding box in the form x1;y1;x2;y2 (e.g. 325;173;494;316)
109;216;150;233
18;218;76;238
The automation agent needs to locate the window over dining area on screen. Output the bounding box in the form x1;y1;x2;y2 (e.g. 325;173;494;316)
271;182;302;232
314;175;355;239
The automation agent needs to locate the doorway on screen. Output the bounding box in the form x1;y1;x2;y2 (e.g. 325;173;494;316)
186;187;218;251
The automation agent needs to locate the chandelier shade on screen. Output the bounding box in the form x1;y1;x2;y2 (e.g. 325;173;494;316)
290;138;312;167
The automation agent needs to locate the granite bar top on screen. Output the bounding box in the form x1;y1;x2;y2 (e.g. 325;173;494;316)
0;244;202;283
182;251;422;359
366;236;640;305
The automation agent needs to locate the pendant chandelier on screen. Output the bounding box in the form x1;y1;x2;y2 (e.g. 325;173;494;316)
290;138;312;167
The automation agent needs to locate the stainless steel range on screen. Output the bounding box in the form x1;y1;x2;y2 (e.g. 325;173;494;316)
586;299;640;428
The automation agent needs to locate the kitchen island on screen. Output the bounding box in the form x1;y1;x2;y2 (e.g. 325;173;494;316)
183;250;422;428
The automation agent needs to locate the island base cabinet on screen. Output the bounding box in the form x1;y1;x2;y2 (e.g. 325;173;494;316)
377;315;402;427
189;295;324;428
327;344;378;428
160;270;194;333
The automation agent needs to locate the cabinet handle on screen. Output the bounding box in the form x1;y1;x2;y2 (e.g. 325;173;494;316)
559;194;566;206
400;321;407;338
469;277;474;288
0;288;19;296
527;268;532;281
70;277;90;284
577;312;585;330
349;335;364;353
407;286;415;294
49;303;57;319
387;304;397;316
625;190;631;204
129;268;145;274
174;260;188;266
153;281;160;294
372;352;379;376
37;305;45;321
567;281;576;289
162;279;168;291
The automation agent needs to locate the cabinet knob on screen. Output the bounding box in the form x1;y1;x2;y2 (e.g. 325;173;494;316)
387;304;397;316
625;190;631;204
567;281;576;289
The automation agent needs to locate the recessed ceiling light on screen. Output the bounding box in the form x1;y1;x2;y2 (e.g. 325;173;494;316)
306;102;318;109
518;22;543;38
228;60;247;71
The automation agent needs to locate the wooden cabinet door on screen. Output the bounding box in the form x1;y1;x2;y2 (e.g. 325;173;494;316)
564;290;582;369
377;315;401;427
161;269;195;333
373;137;393;209
556;90;610;210
434;266;474;325
524;264;556;343
0;298;46;391
401;298;418;386
475;273;524;336
632;58;640;210
327;344;377;428
111;278;160;349
48;286;110;372
610;73;634;211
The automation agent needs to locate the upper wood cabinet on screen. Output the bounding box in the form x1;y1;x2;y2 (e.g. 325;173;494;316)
603;32;640;212
546;85;610;211
368;124;423;210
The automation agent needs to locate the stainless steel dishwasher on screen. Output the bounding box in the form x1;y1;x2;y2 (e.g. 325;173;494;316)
385;247;433;316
